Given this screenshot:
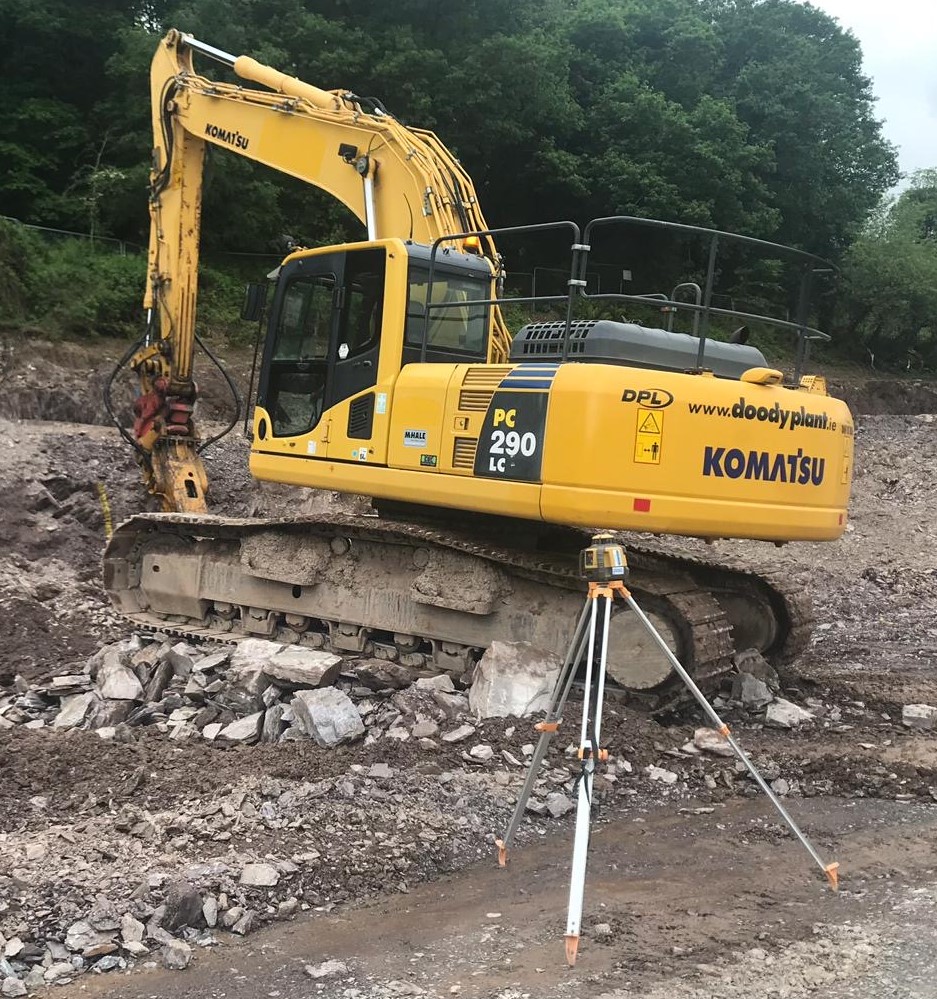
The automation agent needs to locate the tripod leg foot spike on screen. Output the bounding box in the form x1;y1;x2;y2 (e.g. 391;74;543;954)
496;839;508;868
564;934;579;967
825;862;840;891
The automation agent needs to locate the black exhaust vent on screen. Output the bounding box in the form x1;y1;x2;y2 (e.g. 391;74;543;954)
347;392;375;439
511;320;592;356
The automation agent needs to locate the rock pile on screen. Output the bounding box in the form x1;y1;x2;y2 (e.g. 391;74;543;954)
0;635;578;990
0;635;564;748
726;651;814;729
0;760;530;990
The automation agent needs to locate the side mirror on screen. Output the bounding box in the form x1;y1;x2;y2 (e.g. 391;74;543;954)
241;282;268;323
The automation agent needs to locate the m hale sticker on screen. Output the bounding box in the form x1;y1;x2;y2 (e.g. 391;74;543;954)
403;429;427;448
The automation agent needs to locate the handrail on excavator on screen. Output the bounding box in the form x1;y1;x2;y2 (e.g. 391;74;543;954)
424;216;836;383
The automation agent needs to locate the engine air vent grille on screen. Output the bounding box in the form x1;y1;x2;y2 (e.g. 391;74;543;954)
512;320;593;356
462;365;513;386
458;365;512;413
458;389;494;412
452;437;477;469
347;392;375;439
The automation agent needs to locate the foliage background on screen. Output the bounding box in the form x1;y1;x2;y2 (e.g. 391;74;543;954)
0;0;932;365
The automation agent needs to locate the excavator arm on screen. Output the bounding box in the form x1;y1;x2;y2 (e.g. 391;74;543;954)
131;29;509;512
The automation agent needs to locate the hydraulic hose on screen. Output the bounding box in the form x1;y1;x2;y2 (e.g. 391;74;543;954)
103;332;149;454
195;332;242;454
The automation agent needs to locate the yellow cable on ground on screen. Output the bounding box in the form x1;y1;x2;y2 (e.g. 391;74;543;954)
96;482;113;540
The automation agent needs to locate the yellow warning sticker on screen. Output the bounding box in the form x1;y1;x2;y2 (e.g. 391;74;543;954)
638;412;661;434
634;408;663;464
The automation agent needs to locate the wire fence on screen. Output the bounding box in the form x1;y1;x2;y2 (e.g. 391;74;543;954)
1;215;145;255
1;216;797;341
1;216;284;266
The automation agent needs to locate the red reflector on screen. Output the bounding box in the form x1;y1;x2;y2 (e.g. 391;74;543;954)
633;498;651;512
838;514;843;525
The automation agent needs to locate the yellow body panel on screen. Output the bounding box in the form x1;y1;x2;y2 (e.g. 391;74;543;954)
251;357;854;543
383;366;451;470
539;365;852;539
250;449;544;521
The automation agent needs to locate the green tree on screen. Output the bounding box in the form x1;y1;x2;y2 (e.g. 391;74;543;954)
837;171;937;367
0;0;150;228
711;0;899;257
0;0;902;335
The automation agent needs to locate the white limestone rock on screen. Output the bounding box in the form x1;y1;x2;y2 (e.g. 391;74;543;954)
218;711;264;743
262;647;341;689
97;661;144;701
290;688;364;747
765;698;814;729
902;704;937;731
693;727;735;757
239;863;280;887
53;692;97;730
468;641;561;719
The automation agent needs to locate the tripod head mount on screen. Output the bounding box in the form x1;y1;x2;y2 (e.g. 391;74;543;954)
579;533;629;583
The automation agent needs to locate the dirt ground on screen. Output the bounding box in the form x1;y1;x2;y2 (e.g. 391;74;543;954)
1;339;936;998
59;797;937;999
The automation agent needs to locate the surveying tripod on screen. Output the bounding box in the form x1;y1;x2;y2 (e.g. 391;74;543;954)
495;533;839;968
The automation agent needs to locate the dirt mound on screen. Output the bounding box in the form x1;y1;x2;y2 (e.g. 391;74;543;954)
829;375;937;415
0;417;263;680
0;335;253;426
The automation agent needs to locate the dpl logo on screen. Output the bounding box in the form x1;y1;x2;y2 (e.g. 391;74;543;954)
621;388;673;409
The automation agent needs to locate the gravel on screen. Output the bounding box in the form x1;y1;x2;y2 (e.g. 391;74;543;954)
2;391;937;994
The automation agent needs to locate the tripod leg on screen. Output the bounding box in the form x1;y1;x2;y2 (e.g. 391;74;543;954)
496;601;592;866
565;592;612;966
623;591;839;889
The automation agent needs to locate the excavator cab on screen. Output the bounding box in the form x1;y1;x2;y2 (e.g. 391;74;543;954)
259;248;382;439
253;239;494;451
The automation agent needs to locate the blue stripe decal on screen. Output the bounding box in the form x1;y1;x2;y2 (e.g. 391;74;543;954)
498;362;558;391
500;379;554;389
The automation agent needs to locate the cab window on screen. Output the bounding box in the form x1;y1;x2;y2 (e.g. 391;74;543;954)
405;268;489;356
339;249;385;357
267;274;334;436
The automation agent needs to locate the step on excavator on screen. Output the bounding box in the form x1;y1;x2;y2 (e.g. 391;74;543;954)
103;30;855;708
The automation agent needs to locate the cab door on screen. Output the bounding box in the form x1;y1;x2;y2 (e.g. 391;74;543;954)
326;247;385;447
257;252;344;457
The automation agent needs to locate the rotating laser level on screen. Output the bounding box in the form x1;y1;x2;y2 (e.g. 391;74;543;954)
496;533;840;968
578;532;629;583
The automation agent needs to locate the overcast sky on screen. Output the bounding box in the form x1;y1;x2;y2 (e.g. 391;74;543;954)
806;0;937;182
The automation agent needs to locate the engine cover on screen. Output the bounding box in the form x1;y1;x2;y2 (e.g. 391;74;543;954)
510;319;767;380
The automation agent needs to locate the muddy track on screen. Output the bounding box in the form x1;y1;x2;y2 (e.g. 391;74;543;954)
58;797;937;999
103;511;810;710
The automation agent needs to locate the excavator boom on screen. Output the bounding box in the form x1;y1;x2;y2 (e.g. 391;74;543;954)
128;29;509;511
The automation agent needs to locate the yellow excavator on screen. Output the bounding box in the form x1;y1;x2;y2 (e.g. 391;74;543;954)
103;30;855;706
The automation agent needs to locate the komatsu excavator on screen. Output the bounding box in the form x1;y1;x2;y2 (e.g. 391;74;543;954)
103;30;855;706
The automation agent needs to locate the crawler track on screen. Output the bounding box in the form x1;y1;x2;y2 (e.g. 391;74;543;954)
103;512;811;711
